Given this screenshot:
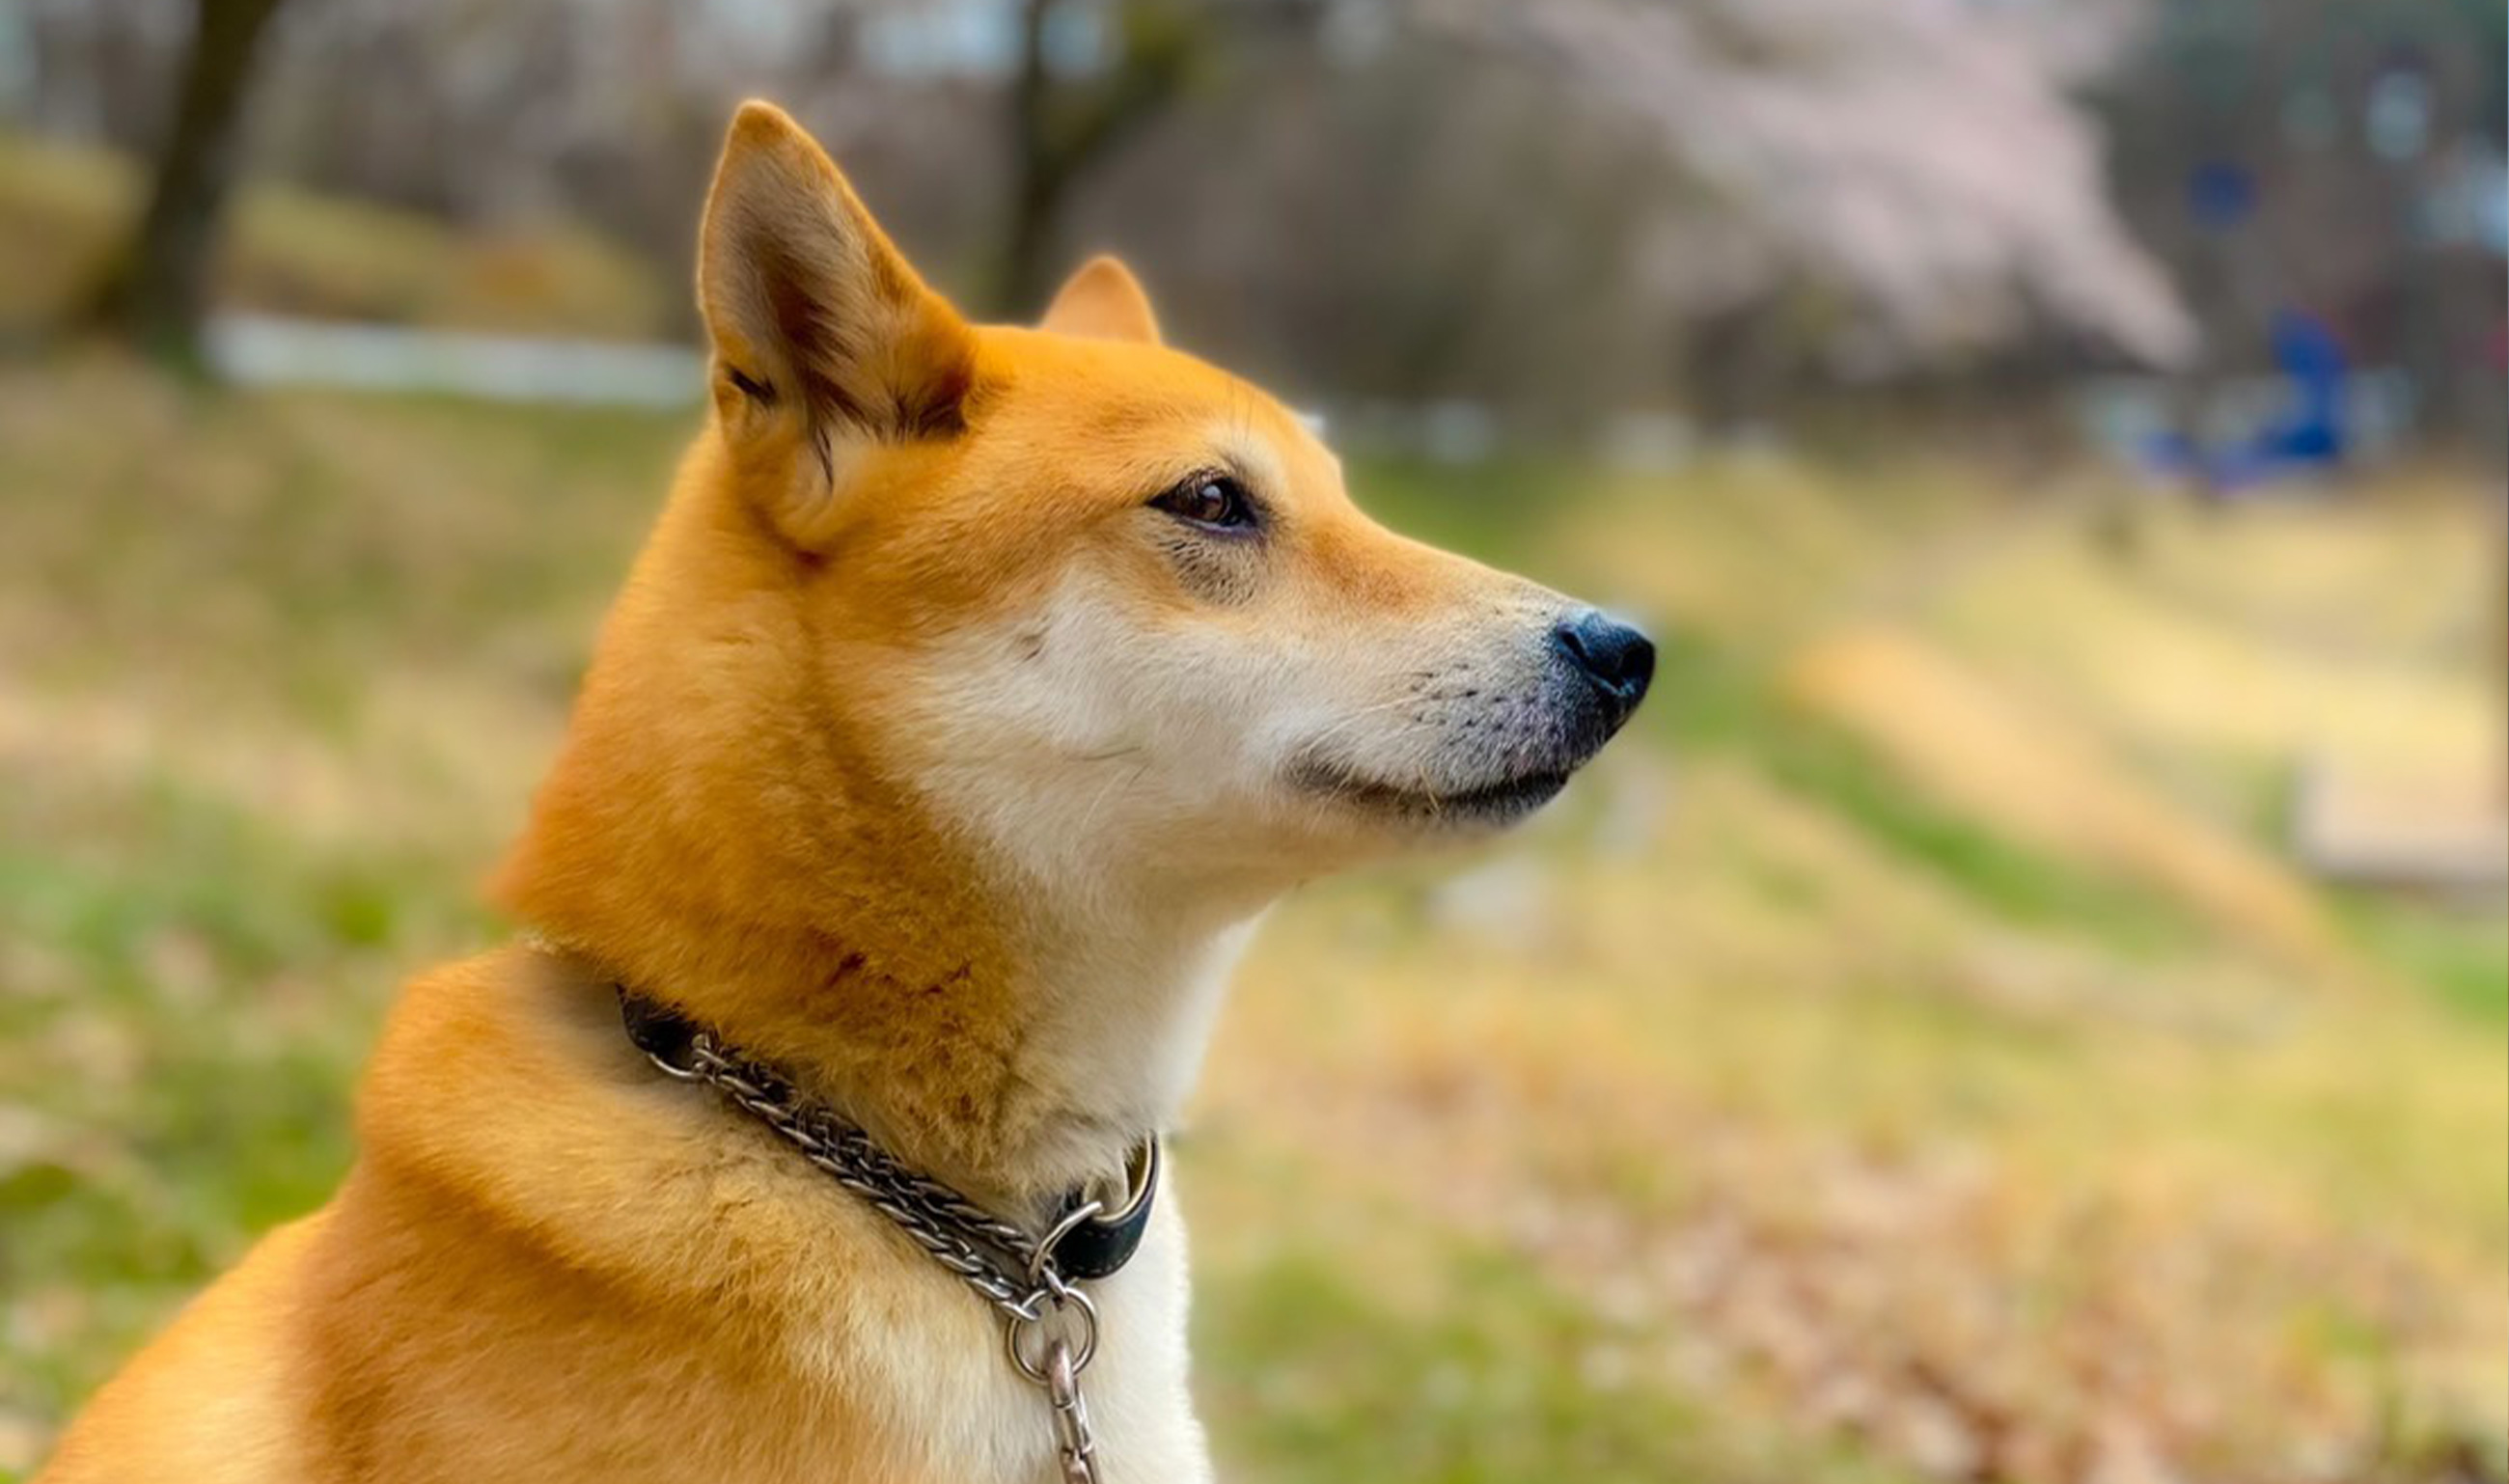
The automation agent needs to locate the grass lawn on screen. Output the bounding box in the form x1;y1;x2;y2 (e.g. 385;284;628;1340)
0;355;2500;1483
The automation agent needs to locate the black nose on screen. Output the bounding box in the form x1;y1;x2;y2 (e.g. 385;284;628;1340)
1553;609;1655;722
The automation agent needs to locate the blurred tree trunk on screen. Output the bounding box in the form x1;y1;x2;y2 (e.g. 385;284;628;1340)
83;0;291;373
997;0;1200;316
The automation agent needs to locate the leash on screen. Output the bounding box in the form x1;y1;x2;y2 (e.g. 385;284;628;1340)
617;988;1158;1483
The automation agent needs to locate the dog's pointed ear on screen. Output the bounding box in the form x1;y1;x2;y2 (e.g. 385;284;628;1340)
698;101;975;492
1040;255;1163;345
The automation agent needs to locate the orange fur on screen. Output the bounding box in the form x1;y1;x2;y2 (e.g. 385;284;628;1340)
41;101;1645;1484
1039;257;1164;345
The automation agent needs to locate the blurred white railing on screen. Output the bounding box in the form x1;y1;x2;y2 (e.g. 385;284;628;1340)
207;314;704;408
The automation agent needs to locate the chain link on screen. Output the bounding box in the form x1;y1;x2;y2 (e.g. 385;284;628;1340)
649;1031;1106;1482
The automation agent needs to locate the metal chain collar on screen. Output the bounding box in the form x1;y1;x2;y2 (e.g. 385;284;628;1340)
630;1000;1144;1483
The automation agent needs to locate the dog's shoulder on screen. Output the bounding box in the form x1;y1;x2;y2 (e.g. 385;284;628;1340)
38;1212;330;1484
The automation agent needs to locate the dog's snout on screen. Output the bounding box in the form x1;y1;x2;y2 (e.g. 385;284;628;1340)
1552;609;1655;722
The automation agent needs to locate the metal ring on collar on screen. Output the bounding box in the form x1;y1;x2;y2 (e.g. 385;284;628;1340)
1095;1139;1159;1228
640;1047;706;1082
1006;1278;1100;1385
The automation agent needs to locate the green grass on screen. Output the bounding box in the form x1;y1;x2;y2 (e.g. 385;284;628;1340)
1345;454;1578;563
1759;720;2208;955
2346;896;2509;1023
1623;618;2209;955
1204;1243;1918;1484
0;783;383;1425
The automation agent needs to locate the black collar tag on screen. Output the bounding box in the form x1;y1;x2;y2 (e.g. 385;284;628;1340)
1047;1139;1161;1280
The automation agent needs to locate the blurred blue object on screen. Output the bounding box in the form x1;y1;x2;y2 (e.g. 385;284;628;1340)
2187;160;2258;232
2142;310;2354;493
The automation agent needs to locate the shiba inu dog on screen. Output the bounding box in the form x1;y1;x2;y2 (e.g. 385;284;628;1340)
40;101;1652;1484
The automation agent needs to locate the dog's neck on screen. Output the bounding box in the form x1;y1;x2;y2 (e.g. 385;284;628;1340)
496;468;1258;1214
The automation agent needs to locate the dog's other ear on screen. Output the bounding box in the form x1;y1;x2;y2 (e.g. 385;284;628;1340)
698;101;975;491
1039;255;1163;345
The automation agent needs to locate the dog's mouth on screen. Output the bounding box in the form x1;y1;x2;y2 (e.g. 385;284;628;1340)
1288;757;1575;826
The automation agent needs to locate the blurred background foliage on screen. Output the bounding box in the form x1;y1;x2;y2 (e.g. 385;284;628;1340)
0;3;2503;1483
5;0;2503;436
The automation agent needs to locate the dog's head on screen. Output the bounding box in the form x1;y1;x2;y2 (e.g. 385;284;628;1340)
694;102;1651;900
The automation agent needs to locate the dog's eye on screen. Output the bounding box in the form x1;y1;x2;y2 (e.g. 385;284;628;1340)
1150;474;1256;532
